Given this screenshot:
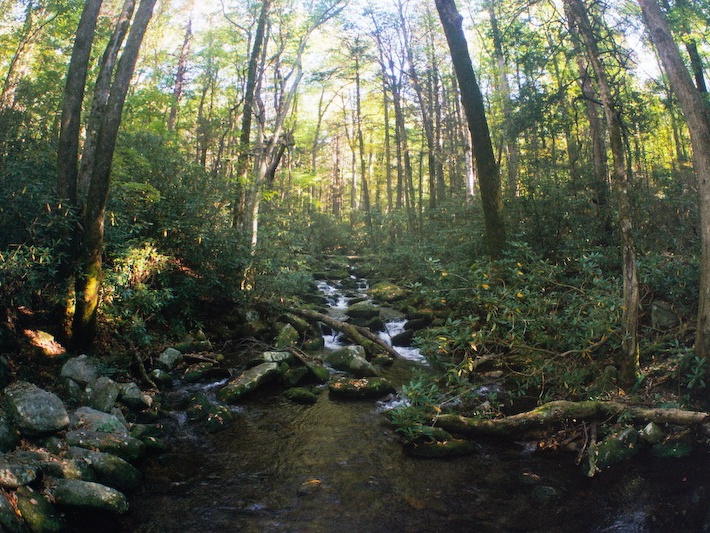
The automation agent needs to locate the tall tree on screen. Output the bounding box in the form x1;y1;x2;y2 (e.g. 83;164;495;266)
167;19;192;131
565;0;639;388
637;0;710;368
71;0;158;347
435;0;506;259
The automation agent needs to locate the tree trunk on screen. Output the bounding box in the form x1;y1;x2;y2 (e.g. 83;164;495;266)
637;0;710;369
72;0;157;348
167;19;192;132
435;0;506;259
566;0;639;388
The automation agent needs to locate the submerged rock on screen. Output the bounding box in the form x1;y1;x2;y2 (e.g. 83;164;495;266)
284;387;320;405
49;478;128;514
328;377;395;399
217;362;281;403
403;438;479;459
4;381;70;436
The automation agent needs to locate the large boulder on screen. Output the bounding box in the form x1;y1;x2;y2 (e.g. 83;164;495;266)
369;281;407;302
49;478;129;514
328;377;396;399
217;362;281;403
60;354;101;385
325;346;379;377
69;447;141;491
4;381;70;436
274;323;300;349
84;376;120;413
345;302;380;320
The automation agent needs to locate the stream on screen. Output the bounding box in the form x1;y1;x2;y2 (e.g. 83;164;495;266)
111;274;710;532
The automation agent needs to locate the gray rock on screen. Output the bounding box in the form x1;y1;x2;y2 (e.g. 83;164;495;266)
639;422;664;445
0;456;39;488
217;362;281;403
66;430;145;463
71;406;128;436
150;368;173;387
60;354;101;385
69;447;141;491
15;485;64;532
651;300;679;329
119;382;153;410
84;376;120;413
186;393;234;432
9;449;92;482
0;411;19;452
157;347;183;371
4;381;69;436
261;351;296;364
325;346;379;377
49;478;128;514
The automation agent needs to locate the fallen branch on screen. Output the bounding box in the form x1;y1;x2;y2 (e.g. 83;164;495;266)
289;308;402;359
435;399;710;438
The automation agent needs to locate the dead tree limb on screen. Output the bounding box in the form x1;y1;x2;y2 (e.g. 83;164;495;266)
289;307;402;359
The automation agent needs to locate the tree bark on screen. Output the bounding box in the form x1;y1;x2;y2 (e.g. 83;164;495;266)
167;19;192;132
436;400;710;438
637;0;710;369
435;0;506;259
72;0;157;348
565;0;639;388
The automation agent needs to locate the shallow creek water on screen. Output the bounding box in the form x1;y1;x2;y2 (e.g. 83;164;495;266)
112;277;710;532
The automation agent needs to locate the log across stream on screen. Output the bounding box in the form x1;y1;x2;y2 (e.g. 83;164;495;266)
113;274;710;532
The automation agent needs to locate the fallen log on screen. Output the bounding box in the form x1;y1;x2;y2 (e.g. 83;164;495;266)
289;308;402;360
435;400;710;438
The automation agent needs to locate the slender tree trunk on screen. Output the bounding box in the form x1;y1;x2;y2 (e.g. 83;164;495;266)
354;50;372;228
435;0;506;259
566;0;639;388
72;0;157;348
167;19;192;132
637;0;710;367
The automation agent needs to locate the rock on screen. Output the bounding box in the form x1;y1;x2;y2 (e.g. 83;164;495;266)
371;354;394;367
302;336;325;351
4;382;70;436
49;478;128;514
150;368;173;388
283;367;309;388
71;407;128;435
157;347;183;371
217;362;281;403
67;408;144;462
284;387;320;405
591;427;639;470
0;456;40;488
306;362;330;383
84;376;120;413
403;438;479;458
651;300;679;329
118;382;153;410
369;281;407;302
345;302;380;320
328;377;396;399
639;422;664;445
9;449;92;482
186;393;234;433
281;313;311;334
297;478;322;496
391;330;415;347
69;447;141;491
275;323;300;349
404;317;432;331
531;485;560;504
0;411;19;452
0;490;26;533
172;340;212;353
182;362;225;383
60;354;101;385
15;485;65;532
325;346;379;378
651;431;694;459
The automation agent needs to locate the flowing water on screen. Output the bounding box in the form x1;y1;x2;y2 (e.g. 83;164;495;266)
112;277;710;532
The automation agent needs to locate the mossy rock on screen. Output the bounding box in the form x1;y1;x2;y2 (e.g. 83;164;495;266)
283;367;310;388
306;362;330;383
302;336;325;351
284;387;320;405
345;302;380;320
651;432;694;459
274;323;300;349
328;377;395;399
590;427;639;471
187;392;234;432
15;485;64;532
369;281;407;302
172;340;212;353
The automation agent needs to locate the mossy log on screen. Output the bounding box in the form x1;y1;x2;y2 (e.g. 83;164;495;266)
289;308;402;359
436;400;710;438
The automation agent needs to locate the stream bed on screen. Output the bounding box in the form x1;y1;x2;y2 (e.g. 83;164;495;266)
112;276;710;532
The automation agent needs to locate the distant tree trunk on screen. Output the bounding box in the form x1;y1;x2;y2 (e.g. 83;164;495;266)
72;0;157;348
637;0;710;368
167;19;192;132
487;1;519;197
566;0;639;388
232;0;270;230
354;45;372;228
435;0;506;259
